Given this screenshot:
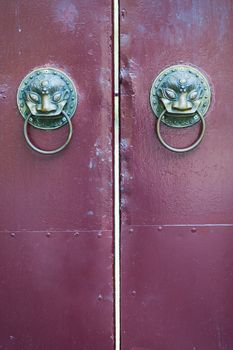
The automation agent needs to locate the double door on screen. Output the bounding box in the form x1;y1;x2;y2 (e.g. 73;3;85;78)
0;1;233;349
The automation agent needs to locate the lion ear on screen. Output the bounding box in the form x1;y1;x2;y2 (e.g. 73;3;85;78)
157;88;163;98
199;86;204;98
63;90;70;100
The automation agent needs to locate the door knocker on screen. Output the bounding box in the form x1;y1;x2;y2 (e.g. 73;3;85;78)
150;64;211;153
17;67;78;155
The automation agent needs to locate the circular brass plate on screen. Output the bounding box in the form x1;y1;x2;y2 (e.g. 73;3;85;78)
17;67;78;130
150;64;211;128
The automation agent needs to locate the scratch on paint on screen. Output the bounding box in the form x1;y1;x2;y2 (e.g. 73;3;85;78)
15;0;22;32
0;84;9;100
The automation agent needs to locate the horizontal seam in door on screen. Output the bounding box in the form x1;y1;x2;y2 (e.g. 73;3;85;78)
130;224;233;227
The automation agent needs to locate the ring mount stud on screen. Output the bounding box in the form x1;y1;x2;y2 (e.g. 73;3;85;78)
17;67;78;154
150;64;211;152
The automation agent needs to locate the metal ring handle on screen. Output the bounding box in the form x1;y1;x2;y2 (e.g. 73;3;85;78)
24;111;73;155
156;110;206;153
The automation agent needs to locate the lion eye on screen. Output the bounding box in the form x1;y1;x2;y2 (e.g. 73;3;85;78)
164;89;176;100
53;92;62;102
189;90;198;100
28;92;40;103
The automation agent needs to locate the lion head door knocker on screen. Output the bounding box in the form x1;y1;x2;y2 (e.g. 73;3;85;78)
17;67;78;154
150;65;212;153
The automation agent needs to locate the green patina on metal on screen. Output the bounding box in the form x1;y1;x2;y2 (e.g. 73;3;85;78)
17;67;78;130
150;64;211;128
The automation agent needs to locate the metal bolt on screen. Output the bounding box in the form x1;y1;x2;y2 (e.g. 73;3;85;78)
158;226;163;231
191;227;197;233
131;290;136;296
129;228;134;234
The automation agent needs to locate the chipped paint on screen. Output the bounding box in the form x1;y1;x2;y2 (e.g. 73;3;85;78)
54;1;79;32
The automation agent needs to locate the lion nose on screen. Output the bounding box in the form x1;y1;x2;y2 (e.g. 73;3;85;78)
37;95;57;113
172;93;192;111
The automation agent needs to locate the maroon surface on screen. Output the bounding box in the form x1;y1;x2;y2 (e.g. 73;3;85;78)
120;0;233;349
0;0;113;231
0;231;113;350
0;1;114;349
120;0;233;225
122;226;233;350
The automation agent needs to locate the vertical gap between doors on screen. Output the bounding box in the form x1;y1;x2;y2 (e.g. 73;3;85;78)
113;0;120;350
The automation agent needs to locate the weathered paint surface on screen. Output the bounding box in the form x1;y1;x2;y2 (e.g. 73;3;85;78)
0;1;114;349
120;0;233;349
0;231;113;349
122;226;233;350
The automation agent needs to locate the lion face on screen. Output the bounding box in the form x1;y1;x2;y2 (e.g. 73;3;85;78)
157;71;204;116
25;74;70;118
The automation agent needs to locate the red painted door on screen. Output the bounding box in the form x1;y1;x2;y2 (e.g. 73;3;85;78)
0;1;114;349
120;1;233;349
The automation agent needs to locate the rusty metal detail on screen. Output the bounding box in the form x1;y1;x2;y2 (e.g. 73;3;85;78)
150;64;211;128
17;67;78;130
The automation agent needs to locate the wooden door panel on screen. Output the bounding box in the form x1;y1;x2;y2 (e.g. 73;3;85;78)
0;0;113;232
0;1;114;349
120;0;233;348
120;0;233;225
122;226;233;350
0;231;113;349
